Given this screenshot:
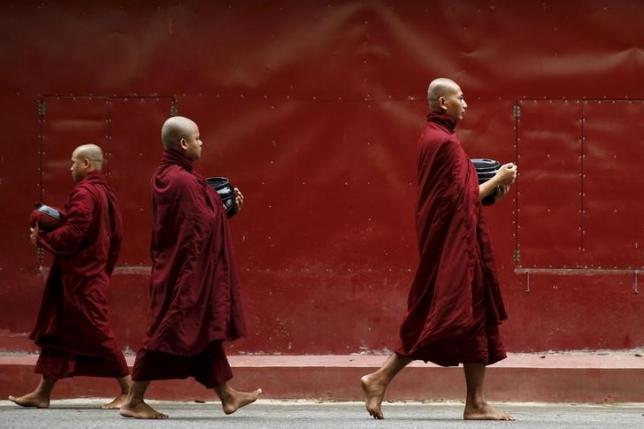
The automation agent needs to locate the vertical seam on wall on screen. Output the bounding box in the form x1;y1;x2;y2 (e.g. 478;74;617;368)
37;97;45;268
171;95;179;116
513;99;520;268
106;98;112;178
580;101;585;255
37;97;45;202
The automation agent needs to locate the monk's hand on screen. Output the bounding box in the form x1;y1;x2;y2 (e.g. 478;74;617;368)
494;185;510;202
495;163;517;187
234;187;244;212
29;227;37;246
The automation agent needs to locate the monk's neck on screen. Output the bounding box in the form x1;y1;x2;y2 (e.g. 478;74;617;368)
427;112;457;132
162;149;194;171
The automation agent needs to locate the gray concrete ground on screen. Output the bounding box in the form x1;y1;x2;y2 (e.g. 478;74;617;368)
1;400;643;429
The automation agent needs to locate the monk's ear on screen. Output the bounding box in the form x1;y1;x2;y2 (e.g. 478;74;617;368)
82;158;91;169
438;96;447;112
179;138;188;151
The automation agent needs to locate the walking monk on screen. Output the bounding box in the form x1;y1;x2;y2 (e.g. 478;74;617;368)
120;116;261;419
361;78;518;421
9;144;130;409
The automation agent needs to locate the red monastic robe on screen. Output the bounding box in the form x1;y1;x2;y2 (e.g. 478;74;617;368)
30;171;128;378
396;113;508;367
140;149;246;357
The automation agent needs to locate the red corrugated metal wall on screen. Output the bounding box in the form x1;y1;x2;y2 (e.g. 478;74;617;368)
1;0;643;354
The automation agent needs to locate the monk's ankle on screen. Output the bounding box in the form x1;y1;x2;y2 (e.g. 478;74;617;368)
466;397;487;409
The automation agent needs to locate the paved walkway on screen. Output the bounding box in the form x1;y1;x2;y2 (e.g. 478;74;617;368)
1;400;643;428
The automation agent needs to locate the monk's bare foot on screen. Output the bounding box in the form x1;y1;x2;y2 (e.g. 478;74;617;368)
120;401;168;419
464;402;514;421
8;393;50;409
360;373;386;419
100;393;128;409
221;388;262;415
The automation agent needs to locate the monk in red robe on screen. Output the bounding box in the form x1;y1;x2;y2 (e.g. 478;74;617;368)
120;116;261;419
9;144;130;409
361;79;518;420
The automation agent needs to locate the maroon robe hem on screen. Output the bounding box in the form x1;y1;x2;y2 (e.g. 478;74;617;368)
132;341;232;388
36;346;129;379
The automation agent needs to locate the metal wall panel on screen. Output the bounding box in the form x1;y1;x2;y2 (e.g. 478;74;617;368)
109;97;174;265
583;100;644;268
516;100;582;268
0;96;42;348
41;98;109;208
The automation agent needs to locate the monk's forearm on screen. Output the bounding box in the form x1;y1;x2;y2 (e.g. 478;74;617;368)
36;225;84;255
478;177;500;201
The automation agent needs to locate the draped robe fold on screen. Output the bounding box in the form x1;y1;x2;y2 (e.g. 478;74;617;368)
396;113;508;367
132;150;245;387
31;171;128;378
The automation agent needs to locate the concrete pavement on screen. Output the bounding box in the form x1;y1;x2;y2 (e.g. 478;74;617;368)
1;400;643;429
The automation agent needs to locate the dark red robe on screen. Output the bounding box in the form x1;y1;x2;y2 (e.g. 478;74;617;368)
30;171;128;378
133;149;245;387
396;113;508;367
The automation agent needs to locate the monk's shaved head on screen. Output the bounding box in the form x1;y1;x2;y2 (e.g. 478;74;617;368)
161;116;198;150
427;78;461;111
72;144;104;170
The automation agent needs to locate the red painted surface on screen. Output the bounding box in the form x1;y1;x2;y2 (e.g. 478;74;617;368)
1;1;643;358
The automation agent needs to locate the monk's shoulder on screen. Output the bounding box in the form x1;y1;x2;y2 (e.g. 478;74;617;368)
163;166;201;193
71;182;98;202
418;124;459;156
65;184;99;214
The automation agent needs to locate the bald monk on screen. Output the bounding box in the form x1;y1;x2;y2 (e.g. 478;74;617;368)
360;78;518;421
9;144;130;409
120;116;261;419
